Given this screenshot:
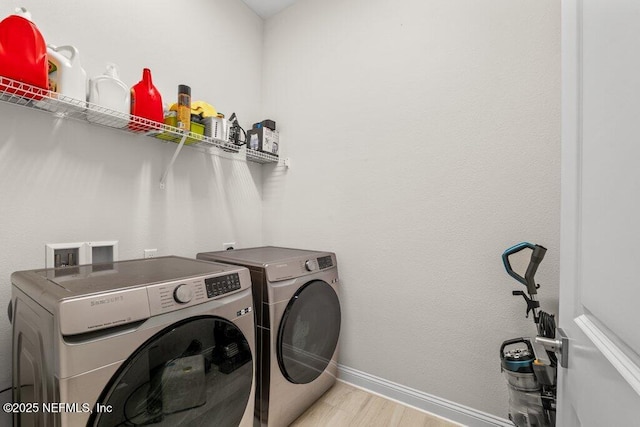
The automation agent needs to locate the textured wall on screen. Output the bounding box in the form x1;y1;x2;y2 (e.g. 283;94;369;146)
261;0;560;417
0;0;561;419
0;0;263;398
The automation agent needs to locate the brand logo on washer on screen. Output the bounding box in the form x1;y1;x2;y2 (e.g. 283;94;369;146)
90;295;124;307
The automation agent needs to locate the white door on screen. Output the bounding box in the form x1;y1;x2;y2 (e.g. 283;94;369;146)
559;0;640;425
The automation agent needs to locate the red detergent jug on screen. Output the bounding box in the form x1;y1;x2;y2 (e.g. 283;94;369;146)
129;68;163;131
0;8;48;99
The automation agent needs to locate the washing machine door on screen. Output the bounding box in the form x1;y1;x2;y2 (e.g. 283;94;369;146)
89;316;252;427
277;280;341;384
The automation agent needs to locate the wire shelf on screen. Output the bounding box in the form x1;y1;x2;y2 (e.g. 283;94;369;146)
246;149;279;164
0;74;286;185
0;75;241;153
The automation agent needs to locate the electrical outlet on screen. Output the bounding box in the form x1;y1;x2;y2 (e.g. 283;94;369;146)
144;249;157;259
223;242;236;251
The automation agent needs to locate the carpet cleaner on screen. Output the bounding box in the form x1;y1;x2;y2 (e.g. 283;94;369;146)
501;242;557;427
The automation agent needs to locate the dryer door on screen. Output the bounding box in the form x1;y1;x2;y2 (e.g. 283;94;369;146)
89;316;252;427
277;280;341;384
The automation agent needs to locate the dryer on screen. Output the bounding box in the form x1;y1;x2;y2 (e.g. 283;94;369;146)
10;256;256;427
196;247;341;427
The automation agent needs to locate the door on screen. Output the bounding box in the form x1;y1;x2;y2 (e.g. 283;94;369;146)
88;316;253;427
559;0;640;424
277;280;341;383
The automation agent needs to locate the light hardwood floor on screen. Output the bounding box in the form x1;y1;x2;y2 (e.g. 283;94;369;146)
290;381;460;427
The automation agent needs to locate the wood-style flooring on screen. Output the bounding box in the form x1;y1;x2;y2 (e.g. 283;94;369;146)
291;381;460;427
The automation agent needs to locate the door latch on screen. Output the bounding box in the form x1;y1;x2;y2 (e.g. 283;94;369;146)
535;327;569;368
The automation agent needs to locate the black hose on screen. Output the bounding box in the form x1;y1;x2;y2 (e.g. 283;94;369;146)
537;311;557;366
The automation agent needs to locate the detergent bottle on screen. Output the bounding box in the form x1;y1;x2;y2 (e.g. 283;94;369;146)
87;63;130;128
0;7;48;99
35;44;87;111
129;68;163;131
46;45;87;101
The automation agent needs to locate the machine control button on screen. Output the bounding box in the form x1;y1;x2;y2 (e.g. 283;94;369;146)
305;259;317;272
173;284;193;304
205;273;241;298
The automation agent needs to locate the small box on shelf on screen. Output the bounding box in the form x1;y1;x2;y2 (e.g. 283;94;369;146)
155;115;205;145
247;126;279;156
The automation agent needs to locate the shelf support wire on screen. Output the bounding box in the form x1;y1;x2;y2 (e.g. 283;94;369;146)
160;132;188;189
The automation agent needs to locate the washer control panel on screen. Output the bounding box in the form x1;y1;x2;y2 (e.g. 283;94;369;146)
147;270;248;316
205;273;241;298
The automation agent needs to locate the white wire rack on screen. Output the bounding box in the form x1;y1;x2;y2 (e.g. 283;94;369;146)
0;75;241;151
0;75;285;186
246;149;279;164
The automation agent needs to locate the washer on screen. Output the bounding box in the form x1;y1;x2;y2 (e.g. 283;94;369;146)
196;247;341;427
10;256;256;427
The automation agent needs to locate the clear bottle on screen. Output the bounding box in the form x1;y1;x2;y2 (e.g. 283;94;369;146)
177;84;191;131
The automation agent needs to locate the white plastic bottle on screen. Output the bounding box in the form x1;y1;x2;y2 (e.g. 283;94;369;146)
87;63;130;128
35;44;87;111
47;45;87;100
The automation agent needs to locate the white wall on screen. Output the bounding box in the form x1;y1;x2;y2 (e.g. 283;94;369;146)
0;0;263;397
261;0;560;418
0;0;561;420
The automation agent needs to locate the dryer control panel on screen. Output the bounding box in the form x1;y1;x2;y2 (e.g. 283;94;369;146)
317;255;334;269
266;253;337;282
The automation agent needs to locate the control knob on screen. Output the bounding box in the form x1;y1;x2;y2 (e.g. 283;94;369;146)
174;284;193;304
305;259;317;272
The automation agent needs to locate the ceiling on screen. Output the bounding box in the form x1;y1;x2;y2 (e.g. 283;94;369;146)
241;0;300;19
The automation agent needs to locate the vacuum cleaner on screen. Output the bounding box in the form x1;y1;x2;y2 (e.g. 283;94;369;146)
501;242;557;427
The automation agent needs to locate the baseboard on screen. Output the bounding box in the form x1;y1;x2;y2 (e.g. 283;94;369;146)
337;365;513;427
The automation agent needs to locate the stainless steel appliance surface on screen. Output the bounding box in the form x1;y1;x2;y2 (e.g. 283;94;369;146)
196;246;341;427
10;256;256;427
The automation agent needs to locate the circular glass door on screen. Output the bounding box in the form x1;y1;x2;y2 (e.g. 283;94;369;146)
277;280;341;384
90;316;252;427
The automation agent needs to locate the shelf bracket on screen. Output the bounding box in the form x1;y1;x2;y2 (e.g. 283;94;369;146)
160;133;188;189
